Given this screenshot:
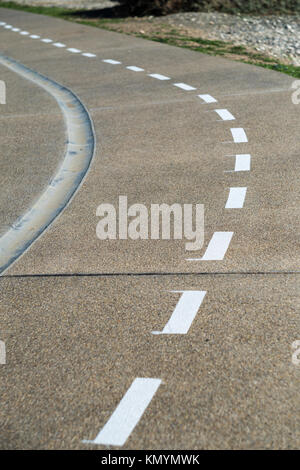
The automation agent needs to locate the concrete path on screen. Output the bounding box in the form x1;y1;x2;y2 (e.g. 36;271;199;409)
0;8;299;449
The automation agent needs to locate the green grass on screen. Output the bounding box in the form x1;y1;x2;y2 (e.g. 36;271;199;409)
131;33;300;77
0;1;73;16
0;0;299;78
243;60;300;78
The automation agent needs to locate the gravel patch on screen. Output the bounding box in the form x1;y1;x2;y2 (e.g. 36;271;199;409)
163;12;300;66
3;2;300;66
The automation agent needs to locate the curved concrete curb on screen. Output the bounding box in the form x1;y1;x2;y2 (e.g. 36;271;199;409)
0;54;95;275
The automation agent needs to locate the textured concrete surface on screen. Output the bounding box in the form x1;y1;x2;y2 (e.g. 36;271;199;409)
0;7;299;449
0;66;64;236
0;275;299;449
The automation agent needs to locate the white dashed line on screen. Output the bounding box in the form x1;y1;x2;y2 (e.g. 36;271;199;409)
0;19;260;447
187;232;234;261
233;154;251;172
127;66;144;72
4;25;13;29
231;128;248;143
174;83;196;91
83;378;162;447
103;59;121;64
152;291;207;335
82;52;97;58
0;22;6;26
225;187;247;209
198;94;217;103
148;73;170;80
215;109;235;121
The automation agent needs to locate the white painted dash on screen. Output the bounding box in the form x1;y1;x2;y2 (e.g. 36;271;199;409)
0;22;6;26
174;83;196;91
231;128;248;143
53;42;66;48
0;340;5;365
187;232;234;261
30;34;40;39
67;48;81;53
103;59;121;64
127;66;144;72
152;291;206;335
12;28;20;32
42;38;53;43
82;52;97;57
4;25;13;29
83;378;161;447
215;109;235;121
148;73;170;81
20;31;30;35
226;153;251;173
198;94;217;103
234;154;251;172
225;187;247;209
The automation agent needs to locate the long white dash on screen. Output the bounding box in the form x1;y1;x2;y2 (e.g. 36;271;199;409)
41;38;53;43
67;48;81;53
82;52;97;57
103;59;121;64
215;109;235;121
127;66;144;72
12;28;20;32
148;73;170;81
20;31;30;35
198;94;217;103
225;187;247;208
83;378;161;447
233;154;251;172
231;128;248;143
0;22;6;26
30;35;40;39
53;42;66;48
187;232;234;261
152;291;207;335
174;83;196;91
4;25;13;29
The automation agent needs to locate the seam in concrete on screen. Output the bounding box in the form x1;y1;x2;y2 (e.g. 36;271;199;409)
0;54;95;275
0;271;299;279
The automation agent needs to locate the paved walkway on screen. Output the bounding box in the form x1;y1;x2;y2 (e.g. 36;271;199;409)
0;7;299;449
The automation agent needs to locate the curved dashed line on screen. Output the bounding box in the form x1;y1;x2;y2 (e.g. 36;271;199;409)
0;16;257;447
0;18;251;261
